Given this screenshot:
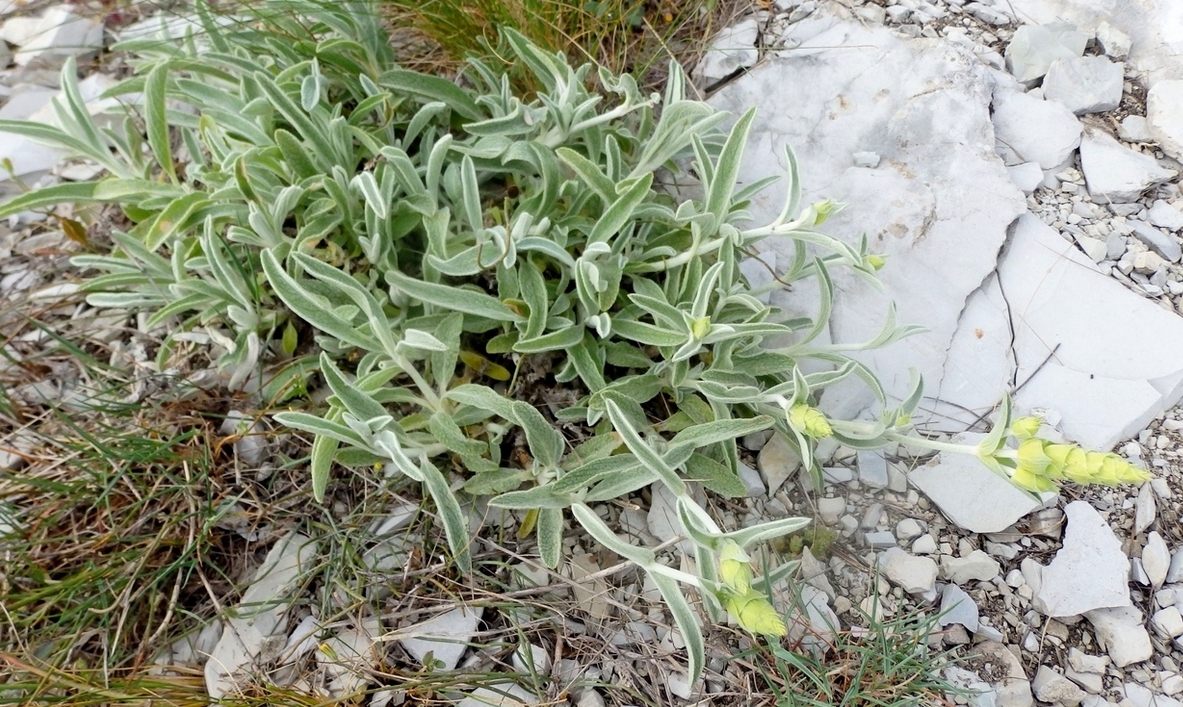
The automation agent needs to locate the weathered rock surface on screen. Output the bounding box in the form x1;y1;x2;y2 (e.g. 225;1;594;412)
1035;501;1130;617
1079;128;1176;204
908;450;1041;533
399;607;484;671
1085;606;1154;668
1042;55;1124;115
992;87;1082;170
939;215;1183;450
710;11;1025;420
878;547;938;594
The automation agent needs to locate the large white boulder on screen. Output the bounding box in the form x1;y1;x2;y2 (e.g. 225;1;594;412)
939;214;1183;449
709;9;1026;420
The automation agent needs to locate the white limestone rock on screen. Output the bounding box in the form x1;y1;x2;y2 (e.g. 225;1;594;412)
939;583;980;632
941;550;1000;585
972;642;1033;707
1008;162;1044;194
939;215;1183;450
908;449;1040;533
1004;23;1088;84
456;684;539;707
1135;482;1158;534
318;617;381;698
205;532;319;699
1149;201;1183;232
1042;55;1124;115
1119;115;1154;143
757;433;800;495
1144;532;1171;589
878;547;939;594
1095;21;1131;60
1168;550;1183;585
708;12;1025;421
1033;666;1086;707
1035;502;1130;617
399;607;483;671
697;18;760;87
647;482;691;554
1148;80;1183;162
1152;607;1183;640
992;88;1083;170
786;584;839;654
1130;221;1182;262
1079;128;1176;203
8;6;103;68
1084;606;1154;668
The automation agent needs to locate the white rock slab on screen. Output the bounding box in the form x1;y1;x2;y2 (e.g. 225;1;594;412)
1035;501;1130;617
205;532;319;699
709;11;1025;420
908;450;1041;533
1149;201;1183;232
993;87;1083;171
1079;128;1176;204
1144;532;1171;589
1007;1;1183;90
697;18;760;87
318;616;381;698
399;606;483;671
456;684;539;707
1042;55;1124;114
971;642;1034;707
1085;606;1154;667
938;214;1183;450
1149;80;1183;161
1003;23;1088;84
9;6;103;68
939;583;981;632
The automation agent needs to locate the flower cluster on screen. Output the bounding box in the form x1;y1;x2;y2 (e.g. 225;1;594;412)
718;541;786;637
1006;417;1153;493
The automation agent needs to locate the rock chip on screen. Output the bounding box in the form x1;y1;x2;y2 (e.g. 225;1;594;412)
399;607;483;671
1152;607;1183;640
1095;21;1131;59
7;6;103;68
941;550;1000;585
992;89;1082;170
817;497;846;525
787;585;839;654
1148;80;1183;162
1042;55;1124;115
856;450;888;489
1149;201;1183;231
758;434;800;495
647;482;691;554
1035;502;1130;617
908;451;1040;533
319;617;381;698
878;547;939;594
971;642;1033;707
1084;606;1154;667
1130;221;1182;263
1033;666;1086;707
1168;550;1183;585
1119;115;1154;143
456;684;538;707
1144;531;1171;589
1079;128;1176;204
939;583;980;632
1134;482;1158;533
1004;23;1088;84
1008;162;1044;194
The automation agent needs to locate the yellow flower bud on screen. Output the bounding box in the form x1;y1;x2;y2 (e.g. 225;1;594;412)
789;404;832;438
718;541;752;595
867;254;887;271
1010;463;1057;493
811;200;837;226
690;316;711;340
725;591;787;637
1010;416;1042;440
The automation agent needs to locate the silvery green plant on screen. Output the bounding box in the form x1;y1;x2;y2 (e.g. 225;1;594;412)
0;0;1149;684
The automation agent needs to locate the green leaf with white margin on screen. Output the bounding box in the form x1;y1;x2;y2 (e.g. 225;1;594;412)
683;453;746;498
513;324;584;354
262;249;380;350
318;353;388;421
537;507;563;569
310;432;338;502
551;454;640;494
446;384;518;421
720;516;813;550
518;258;549;340
353;171;387;219
604;399;685;494
668;416;774;453
387;269;523;323
428;411;488;458
587;173;653;245
489;485;574;510
430;312;463;392
977;393;1013;461
651;572;706;685
417;457;472;574
402;329;448;352
512;401;565;470
705;108;756;230
273;411;368;448
144;62;177;183
378;67;483;122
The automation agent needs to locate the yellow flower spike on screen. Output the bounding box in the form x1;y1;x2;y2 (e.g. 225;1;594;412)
789;404;832;438
1010;416;1042;440
1015;438;1051;476
1044;443;1073;474
725;591;787;637
718;541;752;595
